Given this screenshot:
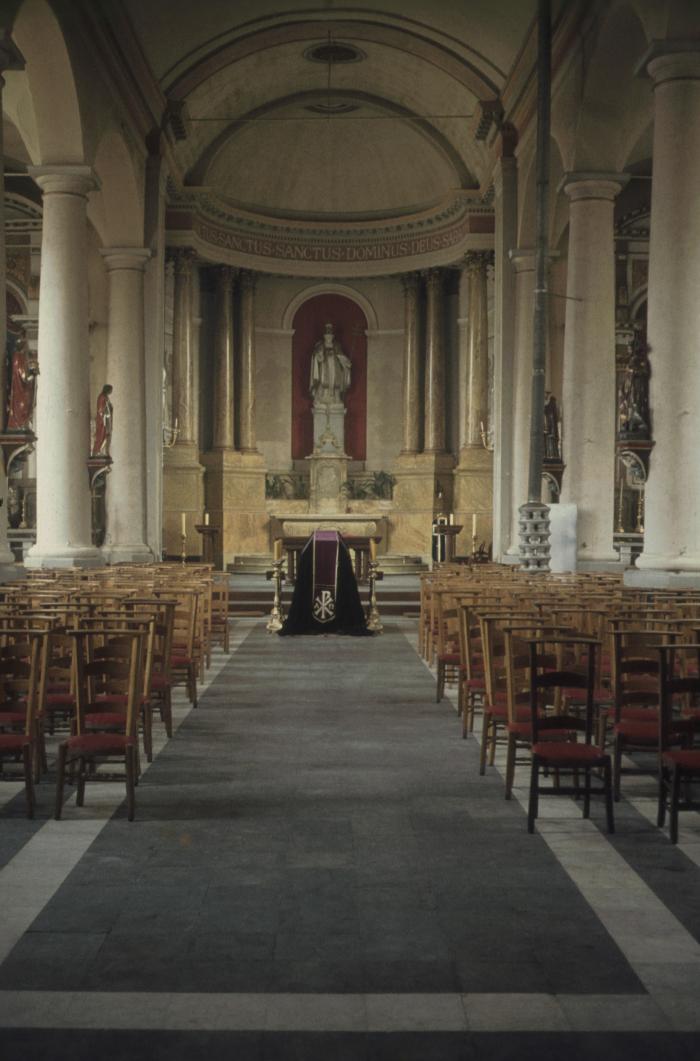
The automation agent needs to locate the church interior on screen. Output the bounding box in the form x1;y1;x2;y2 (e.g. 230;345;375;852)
1;0;700;1057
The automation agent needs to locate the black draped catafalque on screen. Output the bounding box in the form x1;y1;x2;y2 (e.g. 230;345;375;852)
279;530;371;636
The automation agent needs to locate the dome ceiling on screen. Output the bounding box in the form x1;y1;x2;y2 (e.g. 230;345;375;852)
121;1;536;222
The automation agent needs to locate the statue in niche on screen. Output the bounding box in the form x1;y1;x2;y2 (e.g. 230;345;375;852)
543;391;561;461
7;329;38;431
618;335;650;438
92;384;114;457
309;323;351;406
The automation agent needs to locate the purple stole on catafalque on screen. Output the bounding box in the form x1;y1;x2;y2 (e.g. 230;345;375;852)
311;530;340;624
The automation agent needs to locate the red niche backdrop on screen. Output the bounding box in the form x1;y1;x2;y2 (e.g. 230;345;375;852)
292;294;367;461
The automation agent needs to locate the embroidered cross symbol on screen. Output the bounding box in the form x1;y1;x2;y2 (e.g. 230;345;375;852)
313;590;336;622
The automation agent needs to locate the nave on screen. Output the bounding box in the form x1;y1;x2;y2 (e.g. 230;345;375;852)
1;618;699;1059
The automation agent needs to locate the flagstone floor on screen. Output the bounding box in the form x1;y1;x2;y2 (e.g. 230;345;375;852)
0;618;699;1059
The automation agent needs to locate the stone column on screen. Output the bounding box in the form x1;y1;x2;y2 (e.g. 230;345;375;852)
239;270;258;454
212;266;236;450
163;247;204;556
101;248;152;563
25;166;102;567
492;155;518;559
633;46;700;581
506;250;535;558
400;273;421;455
560;173;627;564
454;252;494;553
171;250;195;444
424;268;445;454
0;42;25;567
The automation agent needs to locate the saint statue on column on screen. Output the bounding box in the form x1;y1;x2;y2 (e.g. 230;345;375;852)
309;323;351;405
92;384;114;457
7;329;39;431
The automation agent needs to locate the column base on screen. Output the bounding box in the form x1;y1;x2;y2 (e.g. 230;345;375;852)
453;446;493;555
390;451;455;561
626;556;700;589
202;449;267;568
24;544;104;569
102;544;155;565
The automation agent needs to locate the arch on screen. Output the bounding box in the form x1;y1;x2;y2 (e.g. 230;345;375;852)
90;127;144;247
12;0;84;164
571;3;650;172
291;294;368;461
283;283;379;332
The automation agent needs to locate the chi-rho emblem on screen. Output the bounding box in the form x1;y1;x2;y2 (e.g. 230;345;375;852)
313;590;336;623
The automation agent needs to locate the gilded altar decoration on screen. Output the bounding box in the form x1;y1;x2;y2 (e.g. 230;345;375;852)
7;329;38;431
91;384;113;457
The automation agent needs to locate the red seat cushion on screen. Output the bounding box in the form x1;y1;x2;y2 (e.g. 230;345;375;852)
0;711;26;726
662;749;700;771
464;677;486;690
438;653;461;665
85;713;127;729
171;655;193;667
45;692;75;708
507;721;574;741
489;701;528;721
151;674;170;690
0;733;30;751
614;719;658;744
532;741;608;764
620;706;659;722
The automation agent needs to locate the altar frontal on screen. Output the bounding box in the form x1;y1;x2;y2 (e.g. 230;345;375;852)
280;530;370;636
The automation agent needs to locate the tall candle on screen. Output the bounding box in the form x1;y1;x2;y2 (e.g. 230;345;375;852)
181;512;186;536
449;513;454;526
273;538;282;562
472;513;477;539
204;511;210;526
369;537;377;562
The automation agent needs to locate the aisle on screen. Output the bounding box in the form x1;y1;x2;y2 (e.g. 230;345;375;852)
0;620;699;1059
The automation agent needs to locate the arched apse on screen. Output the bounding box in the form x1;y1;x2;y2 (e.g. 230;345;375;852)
283;284;378;333
571;3;651;173
90;128;144;248
11;0;84;164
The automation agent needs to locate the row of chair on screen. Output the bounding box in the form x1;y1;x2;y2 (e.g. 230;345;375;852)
0;564;232;820
421;564;700;842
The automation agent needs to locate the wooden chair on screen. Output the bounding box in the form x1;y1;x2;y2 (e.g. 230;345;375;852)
0;630;46;817
55;629;143;821
210;576;231;653
526;636;614;834
657;642;700;844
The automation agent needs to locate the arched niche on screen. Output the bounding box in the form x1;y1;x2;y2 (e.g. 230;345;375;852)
291;294;368;462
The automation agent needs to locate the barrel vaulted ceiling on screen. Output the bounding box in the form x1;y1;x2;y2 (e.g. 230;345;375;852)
122;0;537;222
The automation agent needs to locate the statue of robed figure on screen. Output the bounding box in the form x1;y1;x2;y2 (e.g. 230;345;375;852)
309;323;351;405
7;329;38;431
92;384;114;457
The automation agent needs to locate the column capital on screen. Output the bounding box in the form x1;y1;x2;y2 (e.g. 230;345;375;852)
100;247;151;272
638;40;700;85
215;264;237;292
423;267;445;289
400;272;420;294
239;268;257;291
560;172;630;202
169;247;196;276
464;249;495;273
29;165;99;198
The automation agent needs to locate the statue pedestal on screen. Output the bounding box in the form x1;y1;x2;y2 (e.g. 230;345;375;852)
312;401;346;452
307;452;350;513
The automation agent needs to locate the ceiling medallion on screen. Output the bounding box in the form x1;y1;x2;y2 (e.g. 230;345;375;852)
304;42;366;64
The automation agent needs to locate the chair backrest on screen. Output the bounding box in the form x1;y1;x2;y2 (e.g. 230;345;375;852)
528;636;599;744
657;642;700;751
0;629;47;737
72;629;143;738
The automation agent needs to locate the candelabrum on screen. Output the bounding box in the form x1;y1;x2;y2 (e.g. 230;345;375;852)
366;559;384;633
180;533;187;566
266;558;285;633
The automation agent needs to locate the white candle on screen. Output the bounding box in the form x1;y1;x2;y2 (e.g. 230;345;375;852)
369;537;377;562
204;511;210;526
449;513;454;525
472;513;477;539
181;512;186;536
273;539;282;562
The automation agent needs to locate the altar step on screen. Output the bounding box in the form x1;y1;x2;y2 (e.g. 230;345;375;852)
228;580;421;618
228;553;428;577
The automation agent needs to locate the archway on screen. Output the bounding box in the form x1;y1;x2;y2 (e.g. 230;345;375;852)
291;295;367;461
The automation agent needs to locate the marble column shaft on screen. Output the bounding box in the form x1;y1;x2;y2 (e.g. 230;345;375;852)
492;156;518;559
239;270;258;453
0;74;14;564
507;250;535;555
637;46;700;573
464;254;491;449
400;273;421;454
171;250;195;444
560;174;627;562
423;269;445;454
212;266;236;450
102;248;152;562
26;167;101;567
